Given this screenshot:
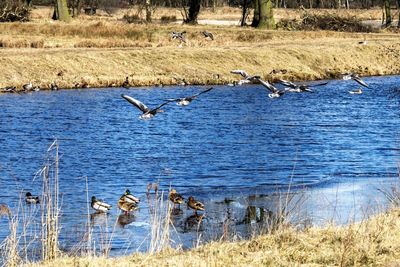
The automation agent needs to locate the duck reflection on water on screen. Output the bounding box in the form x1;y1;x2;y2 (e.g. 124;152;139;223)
90;212;110;227
117;214;136;228
183;213;205;233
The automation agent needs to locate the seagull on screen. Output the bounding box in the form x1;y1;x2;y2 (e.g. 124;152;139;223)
277;79;328;93
342;73;369;88
171;31;186;43
121;94;172;120
166;87;213;106
230;70;260;85
256;78;285;98
201;30;214;40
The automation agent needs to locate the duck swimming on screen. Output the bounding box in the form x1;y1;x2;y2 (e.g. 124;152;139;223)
121;94;173;120
167;87;213;106
25;192;39;204
91;196;112;213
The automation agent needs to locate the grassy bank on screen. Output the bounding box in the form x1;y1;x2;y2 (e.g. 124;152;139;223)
0;25;400;90
0;5;399;91
26;208;400;266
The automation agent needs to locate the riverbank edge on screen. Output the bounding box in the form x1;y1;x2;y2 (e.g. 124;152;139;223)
25;207;400;266
1;38;400;92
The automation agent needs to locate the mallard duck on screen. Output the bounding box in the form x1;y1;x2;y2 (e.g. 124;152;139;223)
118;196;138;215
121;94;173;120
169;189;184;208
91;196;112;213
187;196;204;214
25;192;39;204
120;189;140;204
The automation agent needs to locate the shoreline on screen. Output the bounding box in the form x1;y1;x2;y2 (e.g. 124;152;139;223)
1;33;400;92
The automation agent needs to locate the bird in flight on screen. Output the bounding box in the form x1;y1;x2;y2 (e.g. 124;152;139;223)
256;78;285;98
342;73;369;88
277;79;328;93
230;70;260;85
121;94;172;120
166;87;213;106
201;31;214;40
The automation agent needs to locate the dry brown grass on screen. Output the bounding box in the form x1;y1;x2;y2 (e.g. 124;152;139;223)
0;7;398;90
24;208;400;266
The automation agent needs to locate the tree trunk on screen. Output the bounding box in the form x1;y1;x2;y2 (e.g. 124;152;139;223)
240;0;248;26
257;0;275;29
185;0;201;24
145;0;152;22
398;0;400;27
53;0;71;22
384;0;391;26
251;0;260;27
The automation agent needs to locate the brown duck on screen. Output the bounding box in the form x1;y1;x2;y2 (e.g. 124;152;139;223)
187;196;204;214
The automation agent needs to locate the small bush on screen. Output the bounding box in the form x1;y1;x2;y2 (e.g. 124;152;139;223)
160;15;177;24
123;14;142;24
277;13;374;33
0;0;30;22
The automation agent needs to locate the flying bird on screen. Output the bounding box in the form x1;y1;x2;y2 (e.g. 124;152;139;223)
171;31;186;43
230;70;260;85
256;78;285;98
121;94;172;120
342;73;369;88
277;79;328;93
349;88;363;94
166;87;213;106
201;30;214;40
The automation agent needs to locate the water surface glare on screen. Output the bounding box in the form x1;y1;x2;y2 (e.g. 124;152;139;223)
0;76;400;256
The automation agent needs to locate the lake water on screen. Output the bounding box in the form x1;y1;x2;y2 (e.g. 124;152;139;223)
0;75;399;258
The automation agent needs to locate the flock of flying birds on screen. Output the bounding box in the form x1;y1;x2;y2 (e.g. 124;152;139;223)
121;69;370;120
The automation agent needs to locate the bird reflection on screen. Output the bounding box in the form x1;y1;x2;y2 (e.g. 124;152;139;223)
183;213;205;232
90;212;109;227
117;214;135;228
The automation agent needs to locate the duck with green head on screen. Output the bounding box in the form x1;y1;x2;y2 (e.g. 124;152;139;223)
118;195;138;215
120;189;140;204
91;196;112;213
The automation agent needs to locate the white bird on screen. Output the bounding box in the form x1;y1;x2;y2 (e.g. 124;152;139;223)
23;83;33;91
342;73;369;88
121;94;172;120
349;88;363;94
91;196;112;213
277;79;328;93
167;87;213;106
256;78;284;98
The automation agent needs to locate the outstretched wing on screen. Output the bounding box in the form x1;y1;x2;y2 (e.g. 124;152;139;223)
152;99;174;111
121;94;150;113
258;78;279;93
352;76;369;88
230;70;249;78
307;81;329;87
191;87;213;98
277;79;297;89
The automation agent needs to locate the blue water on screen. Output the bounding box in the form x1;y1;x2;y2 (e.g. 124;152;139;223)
0;75;400;258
